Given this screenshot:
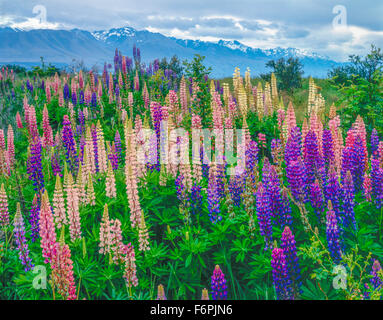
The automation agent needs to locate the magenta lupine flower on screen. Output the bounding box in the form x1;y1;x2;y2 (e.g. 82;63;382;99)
281;226;301;295
350;135;365;192
342;171;356;231
309;180;324;222
13;205;34;271
256;182;273;250
303;130;325;185
286;157;307;203
62;115;78;171
322;129;334;172
28;137;45;192
211;265;227;300
326;201;342;264
371;157;383;209
271;247;294;300
371;129;379;158
29;195;40;242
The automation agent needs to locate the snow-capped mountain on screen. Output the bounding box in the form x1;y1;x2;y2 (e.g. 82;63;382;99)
0;26;342;77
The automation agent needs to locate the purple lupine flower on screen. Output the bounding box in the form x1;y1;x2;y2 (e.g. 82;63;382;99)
256;182;273;250
350;135;365;193
29;195;40;242
309;180;324;222
14;206;34;271
371;129;379;158
286;158;307;203
271;247;294;300
285;126;302;166
79;90;84;105
207;171;222;223
341;146;353;183
108;143;119;170
342;171;356;231
215;164;226;200
114;130;122;165
91;125;99;172
91;92;97;112
211;265;227;300
63;83;70;100
175;174;187;203
78;110;85;137
325;167;342;221
303;130;325;185
263;162;284;226
371;260;383;290
245;140;258;180
281;189;293;228
281;226;301;295
190;183;203;216
28;137;45;192
326;201;342;264
71;92;77;106
51;149;62;177
322;129;334;172
228;172;243;207
62;115;78;171
371;157;383;209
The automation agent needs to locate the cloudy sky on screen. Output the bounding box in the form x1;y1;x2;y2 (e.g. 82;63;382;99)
1;0;382;61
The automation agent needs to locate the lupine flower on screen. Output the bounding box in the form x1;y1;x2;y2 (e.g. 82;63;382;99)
53;175;67;229
157;284;167;300
350;135;365;192
62;115;78;171
65;173;82;241
105;161;117;198
325;167;342;220
13;203;34;271
114;130;122;165
29;194;40;242
371;129;379;158
255;182;273;250
322;129;334;172
0;183;10;227
281;226;301;295
28;137;45;192
326;201;342;264
201;288;209;300
303;130;325;185
309;180;324;222
207;167;222;223
371;260;383;290
42;105;53;148
211;265;227;300
342;171;356;231
371;157;383;209
286;158;307;203
271;247;294;300
39;190;57;263
99;204;113;257
138;213;150;252
7;125;15;169
363;173;372;201
190;183;203;216
122;242;139;289
16;112;23;129
50;228;77;300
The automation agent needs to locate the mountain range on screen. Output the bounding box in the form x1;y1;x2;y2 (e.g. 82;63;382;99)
0;26;343;78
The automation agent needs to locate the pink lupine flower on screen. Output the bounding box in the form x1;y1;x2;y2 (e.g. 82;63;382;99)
0;183;10;227
65;172;82;241
7;125;15;169
16;112;23;129
53;175;67;229
39;191;57;263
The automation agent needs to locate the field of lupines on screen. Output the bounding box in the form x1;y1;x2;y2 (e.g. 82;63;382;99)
0;49;383;301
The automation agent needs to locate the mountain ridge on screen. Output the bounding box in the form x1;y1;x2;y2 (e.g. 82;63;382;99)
0;26;342;77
